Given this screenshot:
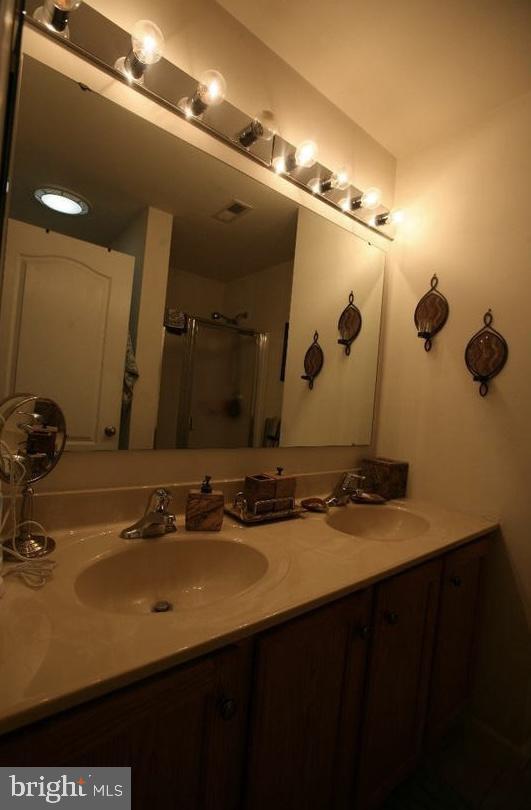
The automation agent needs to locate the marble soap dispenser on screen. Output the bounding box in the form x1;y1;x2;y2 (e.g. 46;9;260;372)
185;475;224;532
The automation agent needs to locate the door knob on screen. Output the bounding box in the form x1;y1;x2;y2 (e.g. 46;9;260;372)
218;697;237;721
450;575;462;587
385;611;399;625
104;426;117;437
358;625;371;640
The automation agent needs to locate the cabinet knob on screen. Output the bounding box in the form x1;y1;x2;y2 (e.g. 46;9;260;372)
358;625;371;640
385;611;399;625
104;426;117;437
218;697;236;721
450;575;462;587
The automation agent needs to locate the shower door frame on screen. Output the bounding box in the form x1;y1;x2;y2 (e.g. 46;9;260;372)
175;316;268;449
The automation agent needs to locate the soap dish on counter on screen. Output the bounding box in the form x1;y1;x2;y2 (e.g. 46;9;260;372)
225;493;303;525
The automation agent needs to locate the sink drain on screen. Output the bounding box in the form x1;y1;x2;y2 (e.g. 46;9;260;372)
152;600;173;613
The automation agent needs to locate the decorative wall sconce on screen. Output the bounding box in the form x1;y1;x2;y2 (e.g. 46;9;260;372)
273;140;319;174
308;168;350;196
465;310;508;397
414;274;449;351
337;292;362;356
340;187;382;213
301;331;324;390
33;0;82;38
179;70;227;118
114;19;165;84
237;111;278;148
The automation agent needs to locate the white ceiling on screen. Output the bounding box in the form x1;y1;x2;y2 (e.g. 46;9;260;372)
11;58;298;281
216;0;531;157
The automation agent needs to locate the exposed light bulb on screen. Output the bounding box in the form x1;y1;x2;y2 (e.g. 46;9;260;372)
238;110;279;148
33;0;82;38
115;19;165;84
295;140;318;168
374;209;405;227
308;166;350;195
390;208;405;225
179;69;227;119
360;187;381;209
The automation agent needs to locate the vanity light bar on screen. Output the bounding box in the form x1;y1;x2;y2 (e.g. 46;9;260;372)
26;3;399;238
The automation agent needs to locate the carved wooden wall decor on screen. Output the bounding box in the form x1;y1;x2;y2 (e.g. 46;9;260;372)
465;310;508;397
337;291;362;356
414;274;449;351
301;331;324;390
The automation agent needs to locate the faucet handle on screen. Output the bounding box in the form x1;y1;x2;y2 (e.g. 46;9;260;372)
151;488;173;513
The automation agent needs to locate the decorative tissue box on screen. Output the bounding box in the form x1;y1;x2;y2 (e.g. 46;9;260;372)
360;457;409;500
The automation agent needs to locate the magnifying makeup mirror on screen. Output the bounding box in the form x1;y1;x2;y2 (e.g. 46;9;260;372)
0;394;66;557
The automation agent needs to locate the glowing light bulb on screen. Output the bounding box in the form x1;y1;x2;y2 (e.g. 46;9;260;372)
360;187;381;209
374;209;405;227
33;0;82;37
295;140;318;168
238;110;279;148
309;166;350;195
180;70;227;118
390;209;405;225
131;20;164;64
115;19;165;84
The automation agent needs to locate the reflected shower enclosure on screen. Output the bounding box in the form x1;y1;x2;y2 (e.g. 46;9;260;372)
157;317;268;449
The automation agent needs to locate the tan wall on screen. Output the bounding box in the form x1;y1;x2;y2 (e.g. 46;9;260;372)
376;92;531;750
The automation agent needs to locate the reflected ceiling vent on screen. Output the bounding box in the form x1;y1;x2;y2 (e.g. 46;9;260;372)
213;199;253;223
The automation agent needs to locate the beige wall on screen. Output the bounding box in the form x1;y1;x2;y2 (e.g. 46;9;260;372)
376;92;531;751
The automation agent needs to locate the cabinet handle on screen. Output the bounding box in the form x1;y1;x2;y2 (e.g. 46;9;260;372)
358;625;371;640
450;575;462;587
104;426;117;437
385;611;399;625
218;697;237;721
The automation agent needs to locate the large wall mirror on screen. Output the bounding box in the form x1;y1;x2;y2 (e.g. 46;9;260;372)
0;54;385;451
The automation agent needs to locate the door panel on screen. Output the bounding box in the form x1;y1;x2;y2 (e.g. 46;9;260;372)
0;219;134;449
426;538;488;743
245;590;372;810
357;559;442;809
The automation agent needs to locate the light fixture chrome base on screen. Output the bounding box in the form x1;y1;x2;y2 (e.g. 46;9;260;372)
33;7;70;39
114;57;145;85
4;534;56;559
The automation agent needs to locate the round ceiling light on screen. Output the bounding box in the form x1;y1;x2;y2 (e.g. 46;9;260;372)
34;187;90;216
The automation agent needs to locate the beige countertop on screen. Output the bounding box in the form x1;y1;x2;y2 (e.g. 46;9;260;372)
0;498;498;736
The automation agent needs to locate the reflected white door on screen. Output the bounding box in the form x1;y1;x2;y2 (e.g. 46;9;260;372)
0;219;134;450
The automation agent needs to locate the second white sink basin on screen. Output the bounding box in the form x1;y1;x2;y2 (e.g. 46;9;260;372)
327;505;430;542
75;538;268;615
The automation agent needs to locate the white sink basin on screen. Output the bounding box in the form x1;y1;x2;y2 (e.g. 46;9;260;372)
75;538;268;615
326;505;430;542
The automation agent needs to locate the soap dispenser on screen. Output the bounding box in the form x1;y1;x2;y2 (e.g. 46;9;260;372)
185;475;224;532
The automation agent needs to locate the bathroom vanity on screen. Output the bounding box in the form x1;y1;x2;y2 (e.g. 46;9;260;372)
0;502;496;810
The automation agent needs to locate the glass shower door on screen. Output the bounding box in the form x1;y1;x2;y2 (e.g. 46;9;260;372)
185;321;261;449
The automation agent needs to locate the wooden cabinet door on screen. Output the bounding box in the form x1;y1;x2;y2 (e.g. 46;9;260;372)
245;589;372;810
356;559;442;809
0;642;252;810
426;538;489;744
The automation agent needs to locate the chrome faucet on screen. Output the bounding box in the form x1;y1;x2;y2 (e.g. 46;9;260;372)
325;470;366;507
120;488;177;539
